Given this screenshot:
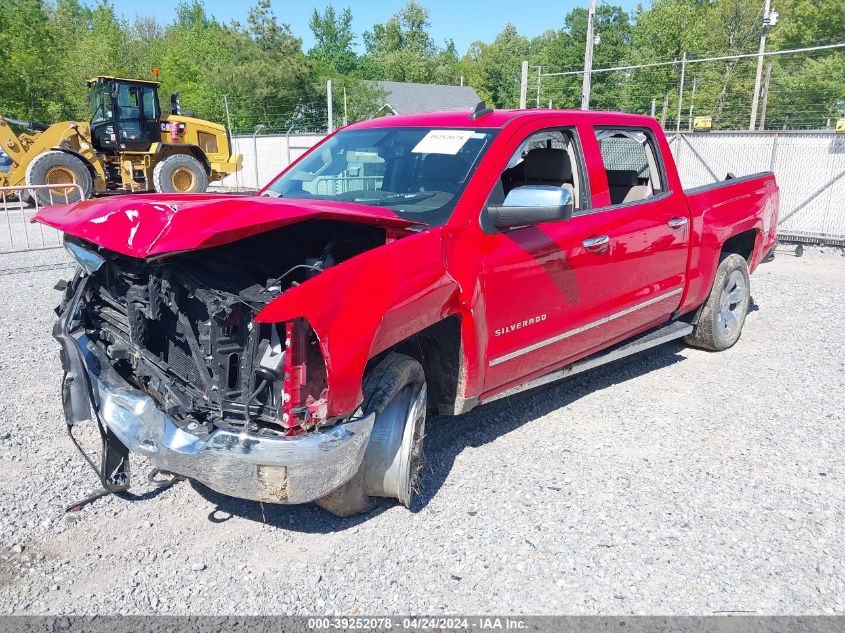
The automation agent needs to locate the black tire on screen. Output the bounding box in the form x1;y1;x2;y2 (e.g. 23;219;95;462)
25;150;92;206
317;353;427;517
18;190;35;208
685;253;751;351
152;154;208;194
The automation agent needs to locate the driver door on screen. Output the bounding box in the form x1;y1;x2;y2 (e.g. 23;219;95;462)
479;123;624;393
115;83;160;151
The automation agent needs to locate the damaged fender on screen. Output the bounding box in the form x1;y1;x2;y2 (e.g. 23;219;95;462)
256;228;463;417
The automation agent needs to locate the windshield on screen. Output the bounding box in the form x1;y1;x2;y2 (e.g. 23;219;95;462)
264;127;497;227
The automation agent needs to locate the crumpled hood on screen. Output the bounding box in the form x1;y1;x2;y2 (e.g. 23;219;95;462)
33;193;422;258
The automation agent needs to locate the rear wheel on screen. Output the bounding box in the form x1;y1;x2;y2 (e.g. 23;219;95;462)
26;151;92;206
685;253;751;351
317;353;427;517
152;154;208;194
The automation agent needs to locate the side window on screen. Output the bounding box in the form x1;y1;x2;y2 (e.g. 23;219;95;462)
594;128;665;206
490;128;585;212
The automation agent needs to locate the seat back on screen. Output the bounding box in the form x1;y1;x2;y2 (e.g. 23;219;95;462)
522;148;573;187
606;169;650;204
421;155;465;193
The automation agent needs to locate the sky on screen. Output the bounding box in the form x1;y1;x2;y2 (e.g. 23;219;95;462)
108;0;642;55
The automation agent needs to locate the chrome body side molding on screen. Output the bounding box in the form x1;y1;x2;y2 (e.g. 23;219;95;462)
490;287;684;367
484;320;693;404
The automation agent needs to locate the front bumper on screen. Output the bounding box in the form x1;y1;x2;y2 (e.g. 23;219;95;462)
55;285;373;504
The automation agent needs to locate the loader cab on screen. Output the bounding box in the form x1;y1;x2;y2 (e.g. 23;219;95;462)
88;77;161;153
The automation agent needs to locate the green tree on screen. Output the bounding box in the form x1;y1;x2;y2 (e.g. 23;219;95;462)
628;0;706;125
459;25;529;108
360;1;439;82
0;0;60;121
308;4;357;75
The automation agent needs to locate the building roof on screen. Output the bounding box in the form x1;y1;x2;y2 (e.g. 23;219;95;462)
373;81;482;115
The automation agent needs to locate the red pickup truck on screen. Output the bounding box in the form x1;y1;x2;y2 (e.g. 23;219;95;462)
38;108;779;516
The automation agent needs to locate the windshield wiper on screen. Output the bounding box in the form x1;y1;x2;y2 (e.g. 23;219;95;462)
354;191;437;204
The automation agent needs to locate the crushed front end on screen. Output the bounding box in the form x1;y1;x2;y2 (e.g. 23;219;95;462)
54;221;384;503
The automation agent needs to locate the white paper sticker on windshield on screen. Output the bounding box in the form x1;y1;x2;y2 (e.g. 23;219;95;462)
412;130;474;155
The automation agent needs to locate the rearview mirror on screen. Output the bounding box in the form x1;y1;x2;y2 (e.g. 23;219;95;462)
487;186;574;230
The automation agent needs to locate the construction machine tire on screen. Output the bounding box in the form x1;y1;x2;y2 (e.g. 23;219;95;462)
152;154;208;194
18;190;35;208
26;151;92;207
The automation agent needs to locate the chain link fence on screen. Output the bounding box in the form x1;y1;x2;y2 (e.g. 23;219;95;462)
669;131;845;243
534;44;845;132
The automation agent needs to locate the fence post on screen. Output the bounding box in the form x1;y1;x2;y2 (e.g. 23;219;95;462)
519;61;529;109
676;52;687;133
769;132;779;172
687;77;697;131
327;80;334;134
758;63;773;131
223;95;241;191
252;124;265;190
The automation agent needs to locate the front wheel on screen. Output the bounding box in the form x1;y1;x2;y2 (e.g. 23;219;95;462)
26;150;92;206
685;253;751;351
317;353;427;517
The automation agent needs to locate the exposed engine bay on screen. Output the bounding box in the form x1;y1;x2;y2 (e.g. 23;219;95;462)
67;220;388;437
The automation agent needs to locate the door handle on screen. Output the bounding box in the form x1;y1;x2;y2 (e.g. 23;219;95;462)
582;235;610;250
667;217;688;228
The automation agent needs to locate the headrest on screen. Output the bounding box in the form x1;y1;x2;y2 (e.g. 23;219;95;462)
606;169;640;187
422;155;463;180
523;148;572;182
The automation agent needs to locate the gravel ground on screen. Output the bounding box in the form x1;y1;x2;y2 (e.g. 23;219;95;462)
0;244;843;616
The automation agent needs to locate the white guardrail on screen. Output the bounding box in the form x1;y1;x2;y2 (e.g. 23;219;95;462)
0;183;83;254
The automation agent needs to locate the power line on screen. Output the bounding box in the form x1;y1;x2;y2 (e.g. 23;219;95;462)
540;42;845;77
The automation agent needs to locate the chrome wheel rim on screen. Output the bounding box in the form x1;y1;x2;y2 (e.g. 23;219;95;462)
362;382;427;507
717;269;747;340
396;383;427;507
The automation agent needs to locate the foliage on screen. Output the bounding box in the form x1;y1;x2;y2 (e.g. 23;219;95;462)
0;0;842;134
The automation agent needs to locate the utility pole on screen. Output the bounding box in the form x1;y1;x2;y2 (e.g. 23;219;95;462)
519;61;529;109
581;0;597;110
758;62;773;130
343;87;348;127
536;66;542;108
650;98;656;118
750;0;777;130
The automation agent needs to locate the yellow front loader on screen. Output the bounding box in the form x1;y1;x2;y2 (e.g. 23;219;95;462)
0;76;242;206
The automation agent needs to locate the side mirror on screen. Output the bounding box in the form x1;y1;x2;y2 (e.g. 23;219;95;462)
487;186;574;230
171;91;181;116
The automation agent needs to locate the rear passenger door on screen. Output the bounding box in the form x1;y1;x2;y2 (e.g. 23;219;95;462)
579;126;690;345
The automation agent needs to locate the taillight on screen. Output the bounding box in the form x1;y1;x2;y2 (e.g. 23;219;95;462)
279;318;328;433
